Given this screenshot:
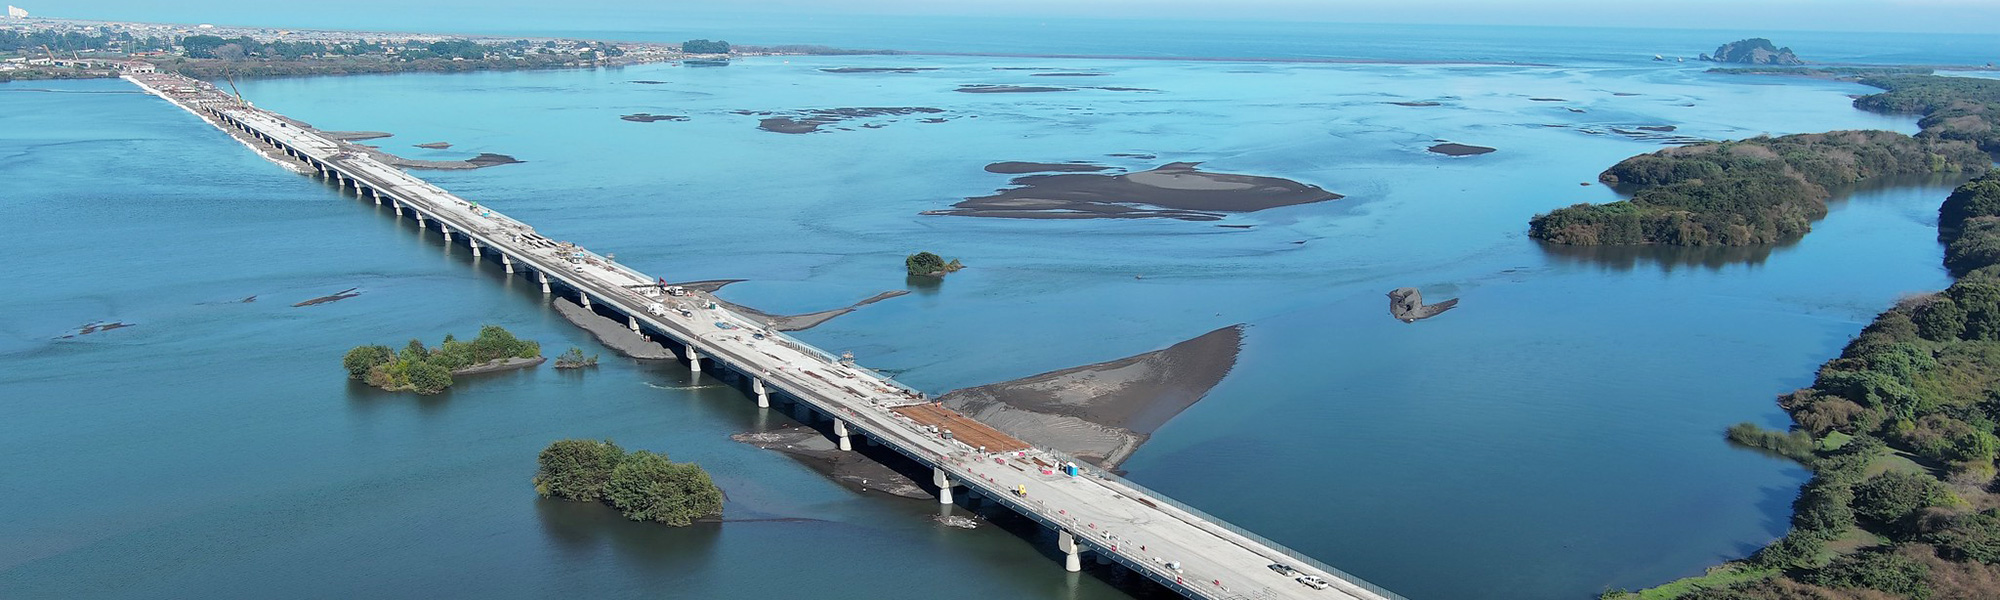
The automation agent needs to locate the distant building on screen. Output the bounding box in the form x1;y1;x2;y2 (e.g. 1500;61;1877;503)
119;60;155;74
5;5;27;18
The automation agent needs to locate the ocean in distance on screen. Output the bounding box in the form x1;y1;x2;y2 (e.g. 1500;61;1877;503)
3;17;1995;600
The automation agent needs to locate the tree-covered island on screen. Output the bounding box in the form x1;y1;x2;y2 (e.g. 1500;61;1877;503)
342;325;543;394
1532;74;2000;247
905;251;964;277
533;439;724;526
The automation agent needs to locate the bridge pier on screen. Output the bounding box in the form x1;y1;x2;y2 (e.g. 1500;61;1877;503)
628;315;640;332
1058;530;1083;573
687;349;702;374
933;468;955;505
416;213;427;229
579;294;590;309
393;202;403;217
539;272;551;294
502;255;514;273
752;378;769;408
834;419;852;451
470;240;481;257
441;224;452;243
371;189;382;205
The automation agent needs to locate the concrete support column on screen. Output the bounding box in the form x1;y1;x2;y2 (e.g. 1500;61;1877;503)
470;241;481;257
502;255;515;274
416;213;427;228
1058;530;1083;572
371;189;382;205
687;349;702;374
752;378;770;408
539;272;551;295
933;468;955;505
628;315;640;332
393;202;403;217
440;224;452;243
834;419;852;451
579;294;590;309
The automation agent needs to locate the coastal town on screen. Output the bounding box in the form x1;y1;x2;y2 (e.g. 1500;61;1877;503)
0;8;734;82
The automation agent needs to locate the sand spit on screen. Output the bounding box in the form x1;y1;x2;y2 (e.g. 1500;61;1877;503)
984;161;1116;174
1637;125;1678;132
322;130;392;141
928;161;1340;221
621;113;690;123
821;67;938;73
551;297;676;360
956;85;1072;93
939;325;1244;468
733;427;930;499
736;107;945;134
1428;143;1497;156
293;287;360;307
451;356;546;376
677;280;907;331
353;146;523;170
414;142;452;149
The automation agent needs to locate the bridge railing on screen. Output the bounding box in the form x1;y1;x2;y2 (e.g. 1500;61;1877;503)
1037;446;1408;600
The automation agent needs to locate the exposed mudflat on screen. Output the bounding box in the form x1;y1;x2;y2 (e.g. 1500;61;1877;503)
414;142;452;149
451;356;546;376
1428;143;1497;156
1389;101;1442;107
820;67;939;73
733;427;929;499
939;324;1244;468
928;161;1340;221
551;297;675;359
984;161;1116;174
293;287;360;307
322;131;392;141
621;113;689;123
956;85;1071;93
676;280;906;331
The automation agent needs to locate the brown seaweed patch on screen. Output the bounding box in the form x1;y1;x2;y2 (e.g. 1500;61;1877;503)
928;161;1340;221
1428;143;1497;156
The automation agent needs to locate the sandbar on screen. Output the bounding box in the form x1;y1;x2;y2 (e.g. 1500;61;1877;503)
1031;72;1108;77
293;287;360;307
1389;101;1442;106
551;297;675;359
676;280;907;331
621;113;689;123
733;427;929;499
956;85;1071;93
820;67;938;73
984;161;1116;174
414;141;452;149
939;324;1244;468
1428;143;1497;156
738;107;945;134
928;161;1340;221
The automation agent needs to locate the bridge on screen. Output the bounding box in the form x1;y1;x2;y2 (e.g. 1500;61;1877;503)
125;72;1407;600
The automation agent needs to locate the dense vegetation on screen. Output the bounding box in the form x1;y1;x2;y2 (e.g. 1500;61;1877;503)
1531;131;1987;245
0;28;173;54
905;251;965;277
1700;38;1802;66
533;439;723;526
554;346;599;369
1611;171;2000;600
1533;74;2000;248
342;325;541;394
681;39;731;54
1856;75;2000;154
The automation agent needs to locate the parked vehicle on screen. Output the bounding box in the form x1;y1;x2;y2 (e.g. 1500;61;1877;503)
1296;575;1330;590
1268;564;1299;577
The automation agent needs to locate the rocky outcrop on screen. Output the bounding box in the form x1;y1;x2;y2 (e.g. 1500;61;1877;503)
1700;38;1803;65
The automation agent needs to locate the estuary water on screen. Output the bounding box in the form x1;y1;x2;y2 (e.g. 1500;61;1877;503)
2;24;1993;600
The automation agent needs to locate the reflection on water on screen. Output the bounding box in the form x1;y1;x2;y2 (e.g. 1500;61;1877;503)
1538;240;1780;271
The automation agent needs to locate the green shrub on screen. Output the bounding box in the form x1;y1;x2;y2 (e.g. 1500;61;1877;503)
1800;549;1932;599
605;450;724;526
533;439;625;501
1852;471;1951;536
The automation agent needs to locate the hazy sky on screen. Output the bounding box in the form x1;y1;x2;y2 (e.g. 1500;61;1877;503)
27;0;2000;35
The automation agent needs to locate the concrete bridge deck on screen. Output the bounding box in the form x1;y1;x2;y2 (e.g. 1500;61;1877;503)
124;72;1407;600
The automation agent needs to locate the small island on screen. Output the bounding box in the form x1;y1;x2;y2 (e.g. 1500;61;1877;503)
1530;73;2000;247
1700;38;1804;65
342;325;544;394
906;251;964;277
554;346;599;369
533;439;723;526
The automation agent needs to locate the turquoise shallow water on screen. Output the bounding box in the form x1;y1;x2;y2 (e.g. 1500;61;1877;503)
0;37;1983;600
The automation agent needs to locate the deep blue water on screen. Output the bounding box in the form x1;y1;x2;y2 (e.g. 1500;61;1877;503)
1;20;1987;600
